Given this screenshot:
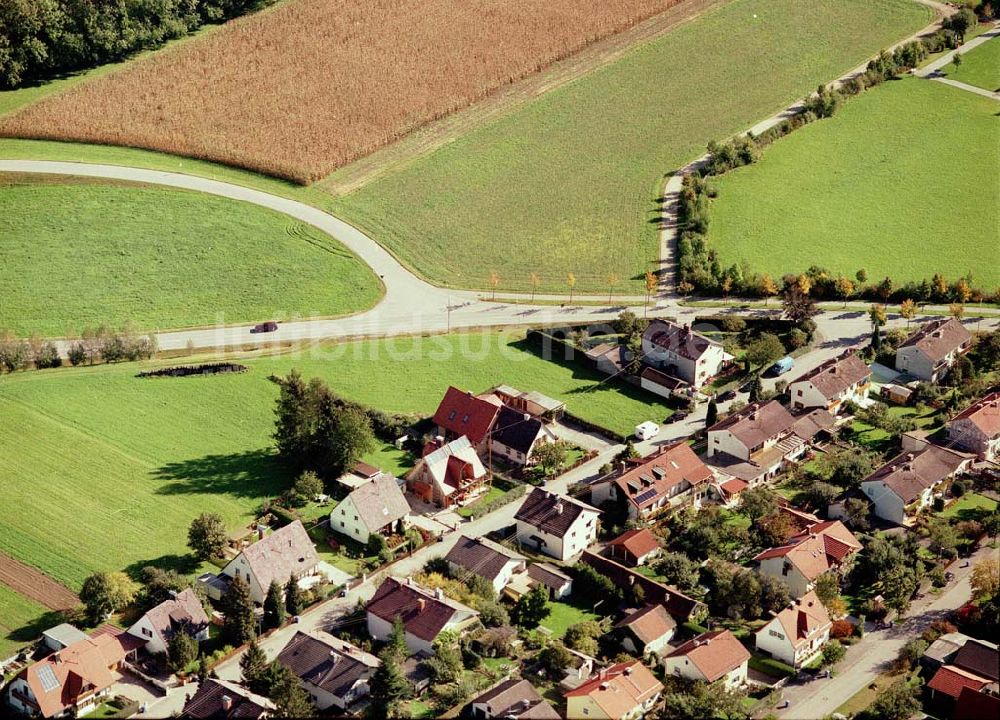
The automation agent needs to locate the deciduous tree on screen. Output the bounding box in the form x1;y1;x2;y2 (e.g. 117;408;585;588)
188;512;228;561
80;571;138;622
511;585;550;628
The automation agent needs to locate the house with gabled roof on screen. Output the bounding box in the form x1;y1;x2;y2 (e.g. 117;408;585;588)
490;405;558;466
330;471;410;545
6;632;129;718
489;384;565;422
506;562;574;601
895;317;972;382
788;351;871;413
407;435;489;508
564;660;663;720
707;401;834;485
446;535;527;595
954;685;1000;720
662;629;750;690
606;528;662;567
433;386;502;453
126;588;210;655
219;520;320;604
275;630;379;711
514;488;600;561
860;444;974;524
365;577;479;655
754;590;831;667
470;678;561;719
948;391;1000;462
642;319;733;388
753;521;862;598
182;678;274;719
615;604;677;658
591;442;715;521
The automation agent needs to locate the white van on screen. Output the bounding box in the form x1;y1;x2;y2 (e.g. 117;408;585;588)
635;421;659;440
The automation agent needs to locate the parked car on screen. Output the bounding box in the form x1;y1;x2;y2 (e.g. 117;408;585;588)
670;410;689;423
767;356;795;376
251;321;279;334
718;389;737;401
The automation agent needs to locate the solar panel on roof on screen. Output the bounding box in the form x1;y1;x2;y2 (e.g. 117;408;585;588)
634;488;658;505
37;665;59;692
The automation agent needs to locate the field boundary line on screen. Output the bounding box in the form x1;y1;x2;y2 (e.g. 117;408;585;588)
0;552;79;610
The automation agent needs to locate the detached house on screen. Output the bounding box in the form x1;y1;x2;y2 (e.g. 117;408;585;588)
707;401;834;484
7;633;129;718
564;660;664;720
470;678;561;720
895;317;972;382
755;590;831;668
753;521;862;598
445;535;527;595
490;405;558;466
218;520;320;604
591;442;715;520
275;630;380;712
948;392;1000;462
642;319;733;388
514;488;600;562
433;386;502;453
927;637;999;713
615;604;677;657
860;445;974;525
662;630;750;690
330;472;410;545
126;589;210;655
606;528;662;567
407;435;488;508
365;577;479;655
788;351;871;413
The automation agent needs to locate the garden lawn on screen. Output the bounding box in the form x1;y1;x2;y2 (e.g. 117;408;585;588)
707;78;1000;288
327;0;929;293
456;486;506;519
0;584;56;658
0;331;664;590
946;36;1000;92
940;493;998;520
0;176;381;336
540;601;600;639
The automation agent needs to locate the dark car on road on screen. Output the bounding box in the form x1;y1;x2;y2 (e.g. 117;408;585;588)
718;389;737;401
669;410;689;423
250;321;279;334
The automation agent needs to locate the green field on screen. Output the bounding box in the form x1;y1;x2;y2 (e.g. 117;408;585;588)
0;584;56;658
940;493;998;520
0;331;665;591
946;36;1000;92
326;0;929;293
0;176;381;336
706;78;1000;288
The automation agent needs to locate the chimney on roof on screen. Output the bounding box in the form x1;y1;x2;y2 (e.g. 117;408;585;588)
52;653;61;664
221;695;233;712
906;453;915;461
554;502;563;515
330;650;340;665
623;666;633;676
258;527;266;541
168;589;178;599
599;682;609;691
524;413;531;421
598;668;608;680
435;588;445;600
407;577;414;586
417;598;426;612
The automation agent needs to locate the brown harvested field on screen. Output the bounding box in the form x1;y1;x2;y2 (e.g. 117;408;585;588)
0;0;692;183
0;552;79;611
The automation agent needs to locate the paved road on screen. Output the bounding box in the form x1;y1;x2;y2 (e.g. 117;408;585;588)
776;544;998;719
915;25;1000;77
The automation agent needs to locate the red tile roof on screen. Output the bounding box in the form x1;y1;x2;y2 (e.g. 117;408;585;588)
614;604;676;646
610;442;714;511
928;665;991;699
433;386;501;444
761;591;831;650
564;660;663;719
664;629;751;682
365;577;477;642
18;633;126;718
955;685;1000;720
753;521;861;582
607;528;661;562
951;392;1000;440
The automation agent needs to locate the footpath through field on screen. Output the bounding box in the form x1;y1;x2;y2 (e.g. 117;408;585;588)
915;24;1000;100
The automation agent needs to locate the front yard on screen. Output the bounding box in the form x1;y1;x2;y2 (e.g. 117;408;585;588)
940;493;997;520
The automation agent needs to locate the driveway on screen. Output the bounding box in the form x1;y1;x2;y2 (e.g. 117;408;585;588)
775;543;997;719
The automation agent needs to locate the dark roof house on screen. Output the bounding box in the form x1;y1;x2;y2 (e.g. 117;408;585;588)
470;678;561;719
183;678;274;719
274;630;379;710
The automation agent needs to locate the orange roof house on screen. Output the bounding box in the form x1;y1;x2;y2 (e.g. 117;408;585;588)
754;590;832;668
662;630;751;689
564;660;663;720
606;528;662;567
753;520;862;598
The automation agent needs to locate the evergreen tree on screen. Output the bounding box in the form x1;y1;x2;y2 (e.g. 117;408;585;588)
167;630;198;672
386;616;408;659
240;639;270;694
222;576;257;646
267;662;315;718
705;399;718;427
273;370;318;468
285;576;304;616
368;648;411;718
263;580;286;630
510;585;550;629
